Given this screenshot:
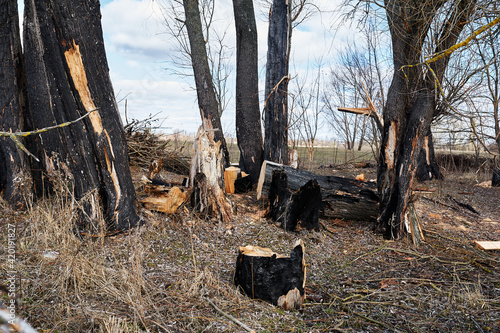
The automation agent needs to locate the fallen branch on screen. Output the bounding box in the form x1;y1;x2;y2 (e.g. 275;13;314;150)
205;297;256;333
0;108;99;162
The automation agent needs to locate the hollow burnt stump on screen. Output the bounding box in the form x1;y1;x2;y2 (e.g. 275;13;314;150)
268;170;321;231
234;240;306;310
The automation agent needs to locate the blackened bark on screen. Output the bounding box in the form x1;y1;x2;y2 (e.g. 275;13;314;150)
23;0;138;231
264;0;291;164
183;0;230;167
378;0;474;239
492;165;500;187
417;131;443;181
232;0;264;184
267;170;320;232
0;0;32;210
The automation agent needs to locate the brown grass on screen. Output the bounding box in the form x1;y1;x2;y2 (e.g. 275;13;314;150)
1;164;500;332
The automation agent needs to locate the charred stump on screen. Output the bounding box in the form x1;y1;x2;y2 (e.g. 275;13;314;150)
268;170;320;232
234;240;306;310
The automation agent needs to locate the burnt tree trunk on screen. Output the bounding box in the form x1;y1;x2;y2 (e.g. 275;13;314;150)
232;0;264;184
416;130;443;181
378;0;474;239
263;0;291;164
0;0;32;210
268;170;320;232
258;161;379;221
23;0;139;231
183;0;230;167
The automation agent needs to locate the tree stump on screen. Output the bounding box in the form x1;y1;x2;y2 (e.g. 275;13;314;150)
234;240;306;310
268;170;320;231
190;127;233;222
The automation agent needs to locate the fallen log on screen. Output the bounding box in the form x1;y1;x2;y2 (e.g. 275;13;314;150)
140;186;187;214
268;170;320;231
234;240;306;310
257;160;379;221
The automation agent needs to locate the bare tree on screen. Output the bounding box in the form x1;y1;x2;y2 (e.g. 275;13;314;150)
181;0;230;166
232;0;264;184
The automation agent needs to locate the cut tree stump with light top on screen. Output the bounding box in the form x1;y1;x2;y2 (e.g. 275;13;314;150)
234;240;306;310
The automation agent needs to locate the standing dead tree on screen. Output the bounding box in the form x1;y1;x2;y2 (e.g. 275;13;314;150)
232;0;264;184
0;0;32;210
22;0;139;231
377;0;477;240
263;0;292;164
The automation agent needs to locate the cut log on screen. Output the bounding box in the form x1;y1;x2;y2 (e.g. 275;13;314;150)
234;240;306;310
224;166;240;193
190;127;233;222
268;170;320;231
474;241;500;250
257;160;379;221
140;187;187;214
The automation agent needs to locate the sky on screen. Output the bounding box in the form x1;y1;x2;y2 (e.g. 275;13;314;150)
18;0;362;139
98;0;353;138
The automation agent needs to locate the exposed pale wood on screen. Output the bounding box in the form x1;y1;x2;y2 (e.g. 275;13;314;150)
190;127;233;222
474;241;500;250
234;240;306;310
224;166;240;193
140;187;187;214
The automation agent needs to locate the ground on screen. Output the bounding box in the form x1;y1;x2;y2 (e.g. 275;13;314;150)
0;159;499;332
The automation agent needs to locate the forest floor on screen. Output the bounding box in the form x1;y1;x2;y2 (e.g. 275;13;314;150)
1;160;499;332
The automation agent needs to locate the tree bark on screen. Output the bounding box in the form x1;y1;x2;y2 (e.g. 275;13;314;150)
190;127;233;222
232;0;264;184
416;130;443;181
258;161;379;221
234;240;306;310
268;170;321;232
23;0;139;231
378;0;474;239
0;0;32;210
263;0;291;164
183;0;230;167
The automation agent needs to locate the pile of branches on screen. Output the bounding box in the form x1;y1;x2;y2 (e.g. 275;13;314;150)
124;116;190;175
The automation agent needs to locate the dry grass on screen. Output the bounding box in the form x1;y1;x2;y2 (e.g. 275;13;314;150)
1;165;500;332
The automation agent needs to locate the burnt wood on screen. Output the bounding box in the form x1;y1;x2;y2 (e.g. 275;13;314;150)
234;240;306;310
268;170;320;231
23;0;139;231
0;0;32;210
258;161;379;221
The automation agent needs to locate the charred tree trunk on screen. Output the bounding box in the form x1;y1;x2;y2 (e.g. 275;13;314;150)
0;0;32;210
268;170;320;232
378;0;474;239
416;130;443;181
232;0;264;184
23;0;139;231
263;0;291;164
183;0;230;167
259;161;379;221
